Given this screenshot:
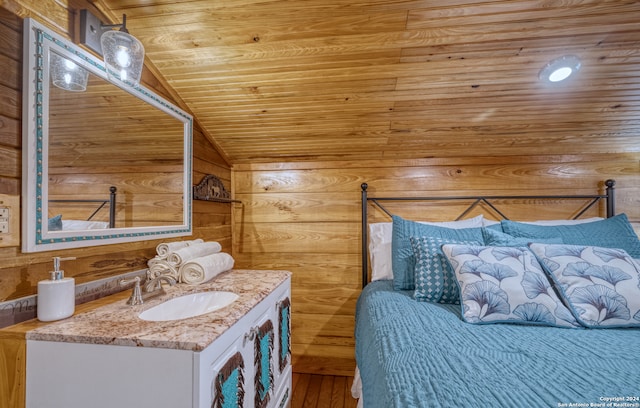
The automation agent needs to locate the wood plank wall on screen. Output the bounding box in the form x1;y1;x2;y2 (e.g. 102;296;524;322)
233;155;640;376
3;0;640;383
0;4;231;305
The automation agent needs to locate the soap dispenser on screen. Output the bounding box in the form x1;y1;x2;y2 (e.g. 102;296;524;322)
37;257;76;322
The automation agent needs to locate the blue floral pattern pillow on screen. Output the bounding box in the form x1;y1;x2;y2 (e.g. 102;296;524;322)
441;244;580;328
410;236;480;304
529;243;640;328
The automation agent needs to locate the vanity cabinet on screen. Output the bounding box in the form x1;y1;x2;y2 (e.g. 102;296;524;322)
198;286;291;408
26;275;291;408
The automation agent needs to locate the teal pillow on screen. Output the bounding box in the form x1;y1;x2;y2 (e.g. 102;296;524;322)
485;222;503;231
501;214;640;258
391;215;484;290
48;214;62;231
482;228;563;247
410;236;481;304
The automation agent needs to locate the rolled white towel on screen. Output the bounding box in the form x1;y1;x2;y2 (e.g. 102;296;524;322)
179;253;235;285
167;241;222;267
156;239;204;257
147;255;164;267
148;259;179;280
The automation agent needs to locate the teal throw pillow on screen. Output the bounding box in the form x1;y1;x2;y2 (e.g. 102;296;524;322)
482;228;563;247
410;236;481;304
391;215;484;290
48;214;62;231
501;214;640;258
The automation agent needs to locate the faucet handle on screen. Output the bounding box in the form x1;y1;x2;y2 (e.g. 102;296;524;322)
120;276;143;305
144;274;176;292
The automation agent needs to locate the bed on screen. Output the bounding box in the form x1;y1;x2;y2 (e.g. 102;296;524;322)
354;180;640;408
48;186;117;231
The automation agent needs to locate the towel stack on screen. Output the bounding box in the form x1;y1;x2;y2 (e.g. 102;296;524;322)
147;239;235;285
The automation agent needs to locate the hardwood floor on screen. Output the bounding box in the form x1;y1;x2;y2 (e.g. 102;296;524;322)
291;374;359;408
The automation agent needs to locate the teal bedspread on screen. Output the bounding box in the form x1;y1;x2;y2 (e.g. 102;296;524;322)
355;280;640;408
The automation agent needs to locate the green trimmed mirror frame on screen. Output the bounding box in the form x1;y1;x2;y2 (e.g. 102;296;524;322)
22;18;193;252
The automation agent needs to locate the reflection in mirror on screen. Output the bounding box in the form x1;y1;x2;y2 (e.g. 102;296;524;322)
48;59;186;229
22;18;193;252
50;53;89;92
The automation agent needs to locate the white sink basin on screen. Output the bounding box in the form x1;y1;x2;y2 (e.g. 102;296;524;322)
138;291;239;322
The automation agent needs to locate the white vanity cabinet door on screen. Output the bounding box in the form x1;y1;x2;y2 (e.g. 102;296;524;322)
203;309;272;408
194;277;291;408
272;293;292;408
274;294;291;386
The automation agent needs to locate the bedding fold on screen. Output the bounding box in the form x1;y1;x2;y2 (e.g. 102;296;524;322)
355;280;640;408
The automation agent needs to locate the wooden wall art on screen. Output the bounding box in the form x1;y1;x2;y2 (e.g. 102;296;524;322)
193;175;241;203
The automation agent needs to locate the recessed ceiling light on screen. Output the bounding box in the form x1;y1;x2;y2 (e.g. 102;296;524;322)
539;55;581;83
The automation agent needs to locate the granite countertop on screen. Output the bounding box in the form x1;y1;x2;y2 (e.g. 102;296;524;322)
26;269;291;352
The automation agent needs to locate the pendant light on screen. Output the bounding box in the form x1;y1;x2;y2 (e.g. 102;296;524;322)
50;52;89;92
79;10;144;87
100;14;145;87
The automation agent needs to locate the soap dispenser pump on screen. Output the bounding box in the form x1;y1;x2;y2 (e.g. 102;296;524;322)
37;257;76;322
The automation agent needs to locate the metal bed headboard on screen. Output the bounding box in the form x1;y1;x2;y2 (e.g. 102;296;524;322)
49;186;117;228
361;179;616;288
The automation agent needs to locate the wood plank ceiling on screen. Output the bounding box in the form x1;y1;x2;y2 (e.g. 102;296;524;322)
95;0;640;164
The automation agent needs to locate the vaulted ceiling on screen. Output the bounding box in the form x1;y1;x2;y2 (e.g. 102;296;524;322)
95;0;640;164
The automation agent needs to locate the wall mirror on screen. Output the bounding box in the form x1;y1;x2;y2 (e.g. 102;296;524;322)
22;18;193;252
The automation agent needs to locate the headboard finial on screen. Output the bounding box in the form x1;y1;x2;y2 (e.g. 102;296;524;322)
605;179;615;188
361;183;368;191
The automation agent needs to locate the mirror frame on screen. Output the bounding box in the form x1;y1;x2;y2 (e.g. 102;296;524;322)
22;18;193;253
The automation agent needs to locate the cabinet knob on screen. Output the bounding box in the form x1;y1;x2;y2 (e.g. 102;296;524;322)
243;326;258;346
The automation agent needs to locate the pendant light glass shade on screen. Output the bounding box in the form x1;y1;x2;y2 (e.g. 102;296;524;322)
100;29;144;86
50;52;89;92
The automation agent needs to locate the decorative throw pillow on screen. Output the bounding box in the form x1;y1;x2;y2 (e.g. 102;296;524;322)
48;214;62;231
529;243;640;328
368;215;483;281
481;217;603;228
391;215;484;290
521;217;604;226
410;236;481;304
482;228;563;247
441;244;580;328
501;214;640;258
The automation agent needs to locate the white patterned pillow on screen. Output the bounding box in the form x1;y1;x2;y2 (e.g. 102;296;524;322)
441;244;580;328
410;237;481;303
529;243;640;328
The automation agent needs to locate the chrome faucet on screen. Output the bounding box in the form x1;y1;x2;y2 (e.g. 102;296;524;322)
120;273;177;305
145;274;177;294
120;276;144;305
